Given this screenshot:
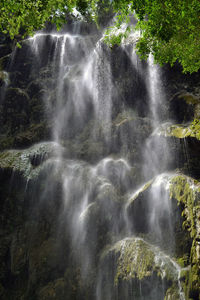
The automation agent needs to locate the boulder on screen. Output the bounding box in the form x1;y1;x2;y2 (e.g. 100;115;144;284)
98;237;182;300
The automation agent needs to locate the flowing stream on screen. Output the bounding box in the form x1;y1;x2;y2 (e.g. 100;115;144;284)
2;22;187;299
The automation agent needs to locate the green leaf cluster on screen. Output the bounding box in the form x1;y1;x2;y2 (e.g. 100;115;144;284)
105;0;200;73
1;0;200;73
0;0;91;40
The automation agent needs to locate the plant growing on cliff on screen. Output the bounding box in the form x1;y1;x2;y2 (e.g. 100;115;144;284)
105;0;200;73
0;0;200;73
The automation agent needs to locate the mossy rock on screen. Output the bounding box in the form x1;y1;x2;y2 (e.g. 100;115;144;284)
126;173;195;259
155;119;200;141
164;284;181;300
155;123;194;140
113;113;153;149
99;237;181;300
169;174;200;245
154;121;200;178
169;92;200;123
126;174;183;248
0;142;62;179
169;174;200;299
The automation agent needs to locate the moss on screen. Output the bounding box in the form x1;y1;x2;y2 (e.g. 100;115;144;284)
155;124;192;139
156;119;200;141
128;179;153;206
106;238;179;285
189;119;200;140
164;284;180;300
181;265;200;300
169;175;200;299
177;255;189;268
169;175;200;239
114;238;154;283
0;142;61;179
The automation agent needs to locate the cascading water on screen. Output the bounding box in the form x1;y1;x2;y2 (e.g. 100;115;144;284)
0;19;191;300
30;26;183;298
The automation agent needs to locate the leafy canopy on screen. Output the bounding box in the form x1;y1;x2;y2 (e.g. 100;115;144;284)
0;0;200;73
105;0;200;73
0;0;94;39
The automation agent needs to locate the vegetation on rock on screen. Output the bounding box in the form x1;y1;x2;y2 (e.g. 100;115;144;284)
0;142;62;179
155;120;200;141
170;175;200;299
0;3;200;299
100;237;181;299
0;0;200;72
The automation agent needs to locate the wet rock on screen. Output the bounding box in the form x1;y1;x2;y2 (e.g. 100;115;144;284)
0;17;200;300
0;44;13;58
0;54;11;71
26;80;43;98
10;230;28;276
111;50;149;117
2;87;30;132
0;85;50;150
98;237;181;300
126;172;200;298
169;92;200;123
169;175;200;299
154;121;200;178
0;71;9;87
0;142;62;179
155;120;200;141
112;112;153;163
127;173;194;257
38;278;69;300
29;238;67;286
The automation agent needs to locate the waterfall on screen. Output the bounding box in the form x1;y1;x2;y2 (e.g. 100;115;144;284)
0;20;191;300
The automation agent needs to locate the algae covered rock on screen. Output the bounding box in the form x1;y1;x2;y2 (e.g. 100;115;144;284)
154;121;200;178
169;175;200;299
98;237;182;300
155;121;200;141
0;142;62;179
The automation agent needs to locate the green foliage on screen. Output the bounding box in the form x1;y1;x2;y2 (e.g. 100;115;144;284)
169;175;200;297
190;119;200;140
105;0;200;73
1;0;200;73
0;0;89;40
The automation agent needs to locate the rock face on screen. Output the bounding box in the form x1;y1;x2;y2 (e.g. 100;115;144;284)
0;22;200;300
98;237;181;300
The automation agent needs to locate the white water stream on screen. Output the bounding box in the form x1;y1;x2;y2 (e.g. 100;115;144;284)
19;22;186;299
